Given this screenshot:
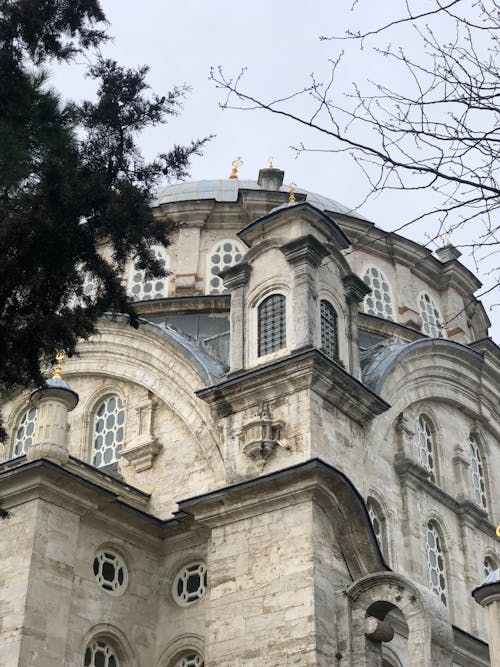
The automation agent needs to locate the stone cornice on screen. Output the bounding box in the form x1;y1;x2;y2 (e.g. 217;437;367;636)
342;273;371;303
219;262;252;290
196;348;389;425
280;234;329;267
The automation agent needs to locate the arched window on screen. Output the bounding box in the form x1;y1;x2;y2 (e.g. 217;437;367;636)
128;245;169;301
367;497;386;555
207;239;245;295
320;300;338;360
84;640;119;667
484;556;497;580
426;521;447;605
92;395;125;468
173;655;204;667
13;406;37;457
416;415;436;482
258;294;286;357
469;434;487;510
418;291;444;338
362;266;394;320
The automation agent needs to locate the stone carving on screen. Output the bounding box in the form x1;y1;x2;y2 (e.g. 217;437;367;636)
236;404;285;462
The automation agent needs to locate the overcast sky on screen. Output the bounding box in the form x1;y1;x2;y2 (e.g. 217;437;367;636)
51;0;499;338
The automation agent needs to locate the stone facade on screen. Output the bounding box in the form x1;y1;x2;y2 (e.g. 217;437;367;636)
0;168;498;666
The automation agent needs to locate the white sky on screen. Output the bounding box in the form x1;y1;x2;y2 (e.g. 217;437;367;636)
51;0;499;339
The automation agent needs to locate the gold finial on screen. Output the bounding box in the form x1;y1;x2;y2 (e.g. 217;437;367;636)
268;156;274;169
229;157;243;179
287;182;297;203
52;352;65;380
443;233;451;246
496;525;500;538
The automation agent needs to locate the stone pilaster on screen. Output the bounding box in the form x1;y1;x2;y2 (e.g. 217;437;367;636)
221;262;252;372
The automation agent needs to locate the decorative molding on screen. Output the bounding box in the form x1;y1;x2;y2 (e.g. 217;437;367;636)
121;435;162;473
236;404;286;462
280;234;328;268
220;262;252;290
342;272;371;303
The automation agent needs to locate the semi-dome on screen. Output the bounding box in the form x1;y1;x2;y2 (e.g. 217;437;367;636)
154;178;366;220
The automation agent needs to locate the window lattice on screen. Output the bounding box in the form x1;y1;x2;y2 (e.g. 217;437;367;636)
320;300;338;360
362;266;394;320
418;292;443;337
367;498;384;552
92;396;125;468
93;550;128;595
129;246;169;301
207;239;245;295
258;294;286;357
84;640;119;667
426;522;447;605
469;434;487;510
174;655;204;667
416;415;436;482
484;557;497;580
173;562;207;606
13;407;37;456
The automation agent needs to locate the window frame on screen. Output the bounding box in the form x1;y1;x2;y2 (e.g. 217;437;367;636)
205;238;246;295
361;264;395;321
256;292;287;359
319;299;339;361
425;520;448;606
91;393;126;469
11;404;38;458
415;414;438;483
468;432;488;512
417;290;445;338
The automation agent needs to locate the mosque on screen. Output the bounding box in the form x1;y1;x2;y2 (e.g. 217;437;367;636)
0;162;499;666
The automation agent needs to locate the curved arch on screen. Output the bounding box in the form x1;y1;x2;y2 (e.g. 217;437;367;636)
81;384;127;462
81;623;137;666
347;571;453;666
206;237;246;295
155;634;205;667
63;319;225;483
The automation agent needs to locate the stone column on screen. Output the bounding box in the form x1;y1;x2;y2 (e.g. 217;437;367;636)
221;262;252;372
281;234;328;351
28;378;79;465
472;575;500;667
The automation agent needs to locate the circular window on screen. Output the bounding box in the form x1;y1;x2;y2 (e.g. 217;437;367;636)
173;562;207;606
93;550;128;595
174;654;204;667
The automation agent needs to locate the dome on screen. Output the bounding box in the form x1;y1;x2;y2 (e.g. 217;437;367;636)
154;179;366;220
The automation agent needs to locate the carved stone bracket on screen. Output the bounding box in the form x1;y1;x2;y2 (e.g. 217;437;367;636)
236;404;285;462
122;434;162;473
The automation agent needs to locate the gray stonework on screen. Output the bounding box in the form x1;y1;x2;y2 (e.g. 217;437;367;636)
0;172;498;666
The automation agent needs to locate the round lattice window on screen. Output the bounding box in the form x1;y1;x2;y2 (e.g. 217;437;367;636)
418;291;443;337
92;395;125;468
129;246;169;301
173;562;207;606
13;406;37;456
362;266;394;320
174;654;204;667
84;640;119;667
207;239;245;295
93;550;128;595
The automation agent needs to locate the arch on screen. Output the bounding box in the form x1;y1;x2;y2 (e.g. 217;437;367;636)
319;299;339;361
81;623;136;666
128;245;170;302
417;291;445;338
362;265;395;321
367;496;388;559
468;431;488;511
206;238;246;295
62;319;225;483
347;571;453;666
156;634;205;667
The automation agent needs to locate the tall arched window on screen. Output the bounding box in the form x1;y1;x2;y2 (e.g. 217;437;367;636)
258;294;286;357
173;654;204;667
362;266;394;320
13;406;37;457
367;497;386;555
128;245;169;301
320;300;338;360
206;239;245;295
469;434;487;510
426;521;447;605
84;640;119;667
416;415;436;482
92;395;125;468
418;291;444;338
